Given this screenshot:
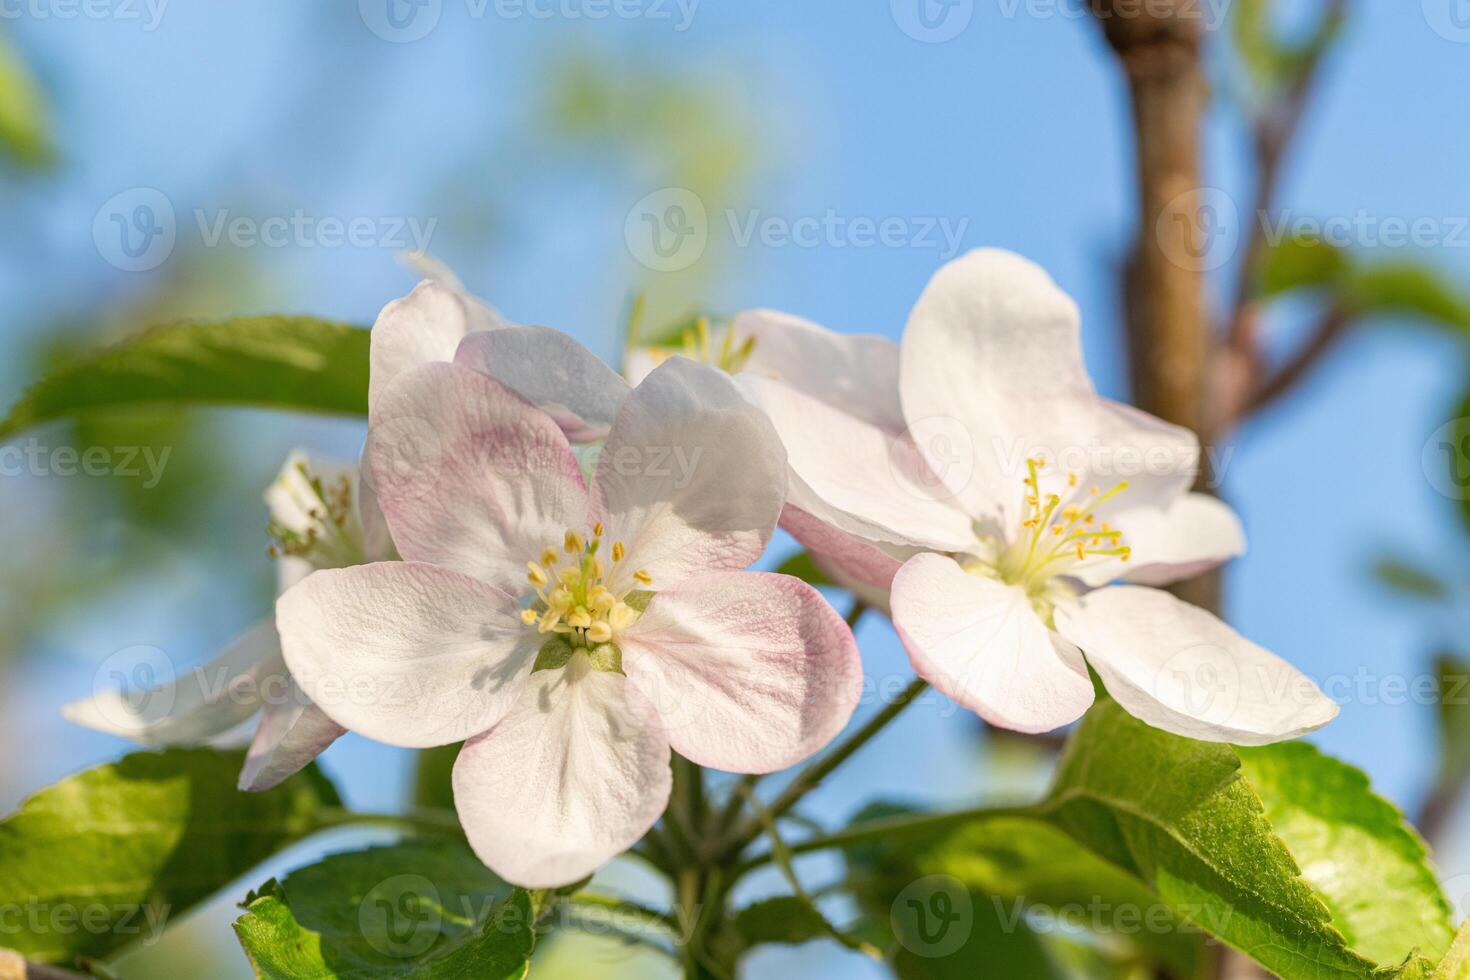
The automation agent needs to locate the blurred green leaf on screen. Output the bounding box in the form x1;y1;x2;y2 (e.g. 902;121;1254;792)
0;749;339;966
1433;918;1470;980
1239;741;1454;964
1232;0;1345;96
1372;557;1450;600
734;896;846;950
0;34;53;169
1433;655;1470;801
233;840;530;980
1261;235;1349;296
1343;264;1470;332
774;550;835;588
0;316;370;441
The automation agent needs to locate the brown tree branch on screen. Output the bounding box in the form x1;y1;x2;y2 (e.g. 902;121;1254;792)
0;950;92;980
1243;305;1353;416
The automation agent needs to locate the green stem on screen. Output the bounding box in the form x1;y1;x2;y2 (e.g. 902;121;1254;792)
732;804;1037;876
721;677;929;860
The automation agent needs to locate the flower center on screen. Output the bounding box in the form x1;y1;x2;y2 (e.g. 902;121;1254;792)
266;461;366;569
963;457;1132;616
644;316;756;376
521;523;651;649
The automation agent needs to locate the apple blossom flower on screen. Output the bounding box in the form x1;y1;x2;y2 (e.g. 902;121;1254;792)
275;356;862;888
743;248;1337;745
63;451;394;789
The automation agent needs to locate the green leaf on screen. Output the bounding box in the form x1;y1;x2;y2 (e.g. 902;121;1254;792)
1433;919;1470;980
843;802;1207;979
1433;655;1470;807
1343;264;1470;333
0;748;339;966
233;840;532;979
1043;699;1434;978
1238;741;1455;964
1261;235;1349;296
733;896;840;949
0;35;53;169
587;643;623;674
0;316;371;441
1372;557;1450;600
773;551;834;588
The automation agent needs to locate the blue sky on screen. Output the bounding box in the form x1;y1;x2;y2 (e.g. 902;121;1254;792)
4;1;1470;974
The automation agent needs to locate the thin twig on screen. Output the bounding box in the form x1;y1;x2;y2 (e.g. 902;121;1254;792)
1243;306;1352;415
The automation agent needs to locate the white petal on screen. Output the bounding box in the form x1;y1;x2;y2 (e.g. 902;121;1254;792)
455;326;631;443
366;361;587;595
590;358;786;593
1054;585;1337;745
400;252;509;332
899;248;1199;519
453;656;670;888
741;373;974;551
890;554;1094;733
369;280;490;414
734;309;904;431
778;504;908;612
265;450;372;591
63;618;282;746
238;677;345;791
276;562;538;748
620;571;862;773
1071;493;1246;588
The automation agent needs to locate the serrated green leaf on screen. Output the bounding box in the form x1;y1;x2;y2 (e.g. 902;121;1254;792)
0;316;370;441
0;748;339;965
1433;918;1470;980
1042;699;1428;979
1238;741;1454;964
232;840;531;979
774;550;835;588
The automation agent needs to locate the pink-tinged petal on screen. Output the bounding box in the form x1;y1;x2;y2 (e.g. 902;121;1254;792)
1070;493;1246;588
779;504;907;612
590;357;786;593
1054;585;1337;745
276;562;538;749
238;677;345;791
370;280;491;415
900;249;1198;519
455;327;631;443
619;571;862;774
741;373;974;551
63;618;282;746
453;656;670;888
733;309;904;431
366;361;587;594
890;553;1094;733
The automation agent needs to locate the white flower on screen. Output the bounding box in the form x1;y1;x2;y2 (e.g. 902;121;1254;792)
276;356;862;887
63;451;395;789
745;248;1337;744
